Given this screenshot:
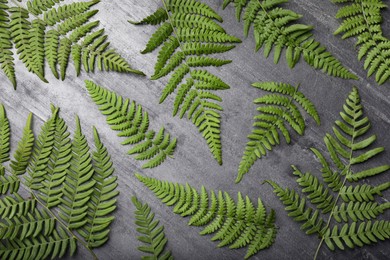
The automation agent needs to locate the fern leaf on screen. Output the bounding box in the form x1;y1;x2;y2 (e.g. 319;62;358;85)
237;82;320;183
77;127;118;248
0;174;20;194
136;174;277;258
0;104;10;164
85;80;177;168
58;116;95;230
0;226;76;259
132;196;173;260
0;0;143;88
25;108;58;190
332;0;390;85
267;87;390;256
223;0;357;79
132;0;240;164
10;115;34;177
0;0;16;88
0;208;55;240
0;193;36;219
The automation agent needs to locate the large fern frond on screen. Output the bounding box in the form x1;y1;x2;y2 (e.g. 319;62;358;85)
237;82;320;183
85;80;177;169
223;0;357;79
136;174;277;259
267;87;390;257
332;0;390;85
130;0;241;164
77;128;119;248
0;104;119;258
0;0;143;89
132;196;173;260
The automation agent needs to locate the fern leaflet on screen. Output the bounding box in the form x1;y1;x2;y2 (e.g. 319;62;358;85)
0;0;143;89
266;87;390;258
85;80;177;169
132;196;173;260
223;0;357;79
332;0;390;85
136;174;277;259
237;82;320;183
0;104;119;259
130;0;241;164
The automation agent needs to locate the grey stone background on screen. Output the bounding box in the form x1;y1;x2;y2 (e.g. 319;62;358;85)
0;0;389;259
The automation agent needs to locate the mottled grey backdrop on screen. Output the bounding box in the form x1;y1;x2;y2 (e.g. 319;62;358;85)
0;0;389;259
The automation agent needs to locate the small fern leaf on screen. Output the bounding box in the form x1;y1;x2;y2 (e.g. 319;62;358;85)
77;127;119;248
132;196;173;260
237;82;320;183
132;0;240;164
0;193;36;219
58;116;95;230
267;87;390;255
85;80;177;168
223;0;357;79
332;0;390;85
135;174;277;258
10;113;34;176
0;174;20;194
0;104;10;164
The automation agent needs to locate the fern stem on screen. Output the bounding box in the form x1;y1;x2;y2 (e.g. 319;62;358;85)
30;192;99;260
313;107;358;260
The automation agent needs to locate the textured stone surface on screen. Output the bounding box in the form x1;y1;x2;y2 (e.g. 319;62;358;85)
0;0;389;259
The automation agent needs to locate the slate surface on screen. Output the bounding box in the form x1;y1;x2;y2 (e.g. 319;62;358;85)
0;0;389;259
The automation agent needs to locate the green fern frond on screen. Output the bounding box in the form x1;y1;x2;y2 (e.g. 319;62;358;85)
77;127;118;248
0;0;143;89
0;104;10;164
223;0;357;79
332;0;390;85
10;113;34;176
131;0;241;164
267;87;390;257
0;226;77;259
85;80;177;169
237;82;320;183
136;174;277;259
0;104;119;258
59;116;95;230
132;196;173;260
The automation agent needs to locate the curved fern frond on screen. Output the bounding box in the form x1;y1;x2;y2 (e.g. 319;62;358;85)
0;104;119;258
136;174;277;259
223;0;357;79
237;82;320;183
85;80;177;169
132;196;173;260
267;87;390;256
78;128;119;248
332;0;390;85
131;0;241;164
0;0;143;89
0;104;10;164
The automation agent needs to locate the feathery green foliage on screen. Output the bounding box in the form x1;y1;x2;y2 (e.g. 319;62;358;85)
237;82;320;183
136;174;277;259
132;196;173;260
332;0;390;85
0;0;143;89
85;80;177;169
223;0;357;79
130;0;241;165
266;87;390;258
0;104;119;258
